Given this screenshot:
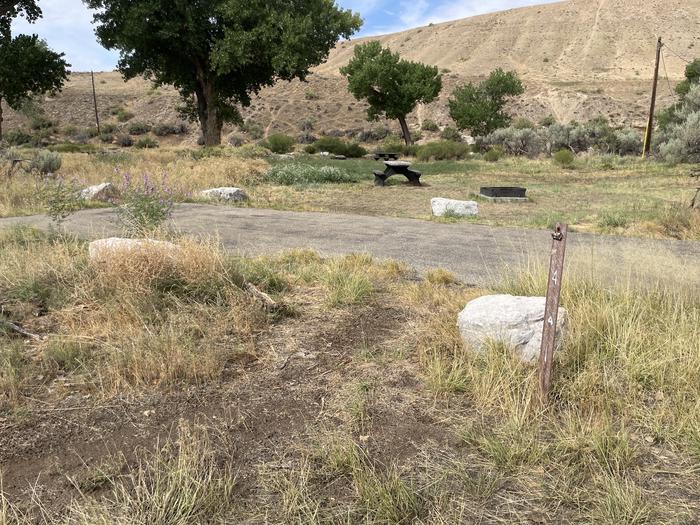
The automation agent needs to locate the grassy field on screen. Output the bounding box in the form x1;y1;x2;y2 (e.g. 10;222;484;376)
0;226;699;523
2;147;699;240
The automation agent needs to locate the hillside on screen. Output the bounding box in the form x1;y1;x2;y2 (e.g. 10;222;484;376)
2;0;698;143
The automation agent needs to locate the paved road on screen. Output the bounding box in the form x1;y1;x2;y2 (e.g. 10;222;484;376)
1;205;698;286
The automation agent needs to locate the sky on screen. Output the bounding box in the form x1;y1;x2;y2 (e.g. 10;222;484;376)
11;0;562;71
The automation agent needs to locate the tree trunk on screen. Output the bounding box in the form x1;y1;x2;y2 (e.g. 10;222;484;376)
194;74;222;147
398;115;412;146
0;98;3;142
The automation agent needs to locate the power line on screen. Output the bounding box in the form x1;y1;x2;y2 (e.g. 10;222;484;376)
660;50;676;98
664;44;692;64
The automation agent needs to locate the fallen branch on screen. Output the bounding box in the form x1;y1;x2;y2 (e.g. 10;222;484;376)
245;283;278;311
1;320;42;340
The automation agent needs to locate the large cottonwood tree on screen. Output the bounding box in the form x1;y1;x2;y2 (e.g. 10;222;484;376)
84;0;362;146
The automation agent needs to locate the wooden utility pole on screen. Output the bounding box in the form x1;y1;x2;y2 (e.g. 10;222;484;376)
539;223;568;400
91;71;101;135
643;37;663;158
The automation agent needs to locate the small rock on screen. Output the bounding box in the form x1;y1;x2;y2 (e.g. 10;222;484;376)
200;187;248;202
431;197;479;217
88;238;180;261
332;154;346;160
80;182;119;202
457;294;568;363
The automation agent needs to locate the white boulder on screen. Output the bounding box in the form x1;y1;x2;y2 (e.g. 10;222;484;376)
431;198;478;217
200;187;248;202
80;183;119;202
457;295;568;363
88;238;180;261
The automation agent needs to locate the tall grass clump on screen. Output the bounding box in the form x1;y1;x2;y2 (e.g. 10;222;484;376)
66;423;237;524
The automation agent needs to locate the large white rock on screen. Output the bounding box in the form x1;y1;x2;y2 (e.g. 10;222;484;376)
200;187;248;202
88;238;180;261
457;295;568;363
80;183;119;202
431;198;479;217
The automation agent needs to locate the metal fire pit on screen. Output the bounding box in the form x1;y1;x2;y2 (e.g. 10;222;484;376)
479;186;528;202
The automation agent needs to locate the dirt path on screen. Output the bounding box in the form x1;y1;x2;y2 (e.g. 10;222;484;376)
1;204;698;286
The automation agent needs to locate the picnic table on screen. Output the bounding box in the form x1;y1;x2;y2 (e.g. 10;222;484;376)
373;151;400;161
373;161;422;187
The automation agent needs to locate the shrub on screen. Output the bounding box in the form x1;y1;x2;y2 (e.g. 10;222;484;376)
313;136;346;155
5;129;33;146
153;122;188;136
297;132;317;145
265;133;295;154
421;119;439;132
512;117;534;129
117;173;174;236
553;148;575;167
264;164;359;185
100;132;114;143
415;141;469;161
484;127;544;157
614;127;643;156
116;134;134;148
300;119;315;132
112;108;135;122
539;114;557;127
30;115;56;131
128;122;152;135
241;121;264;140
305;89;320;100
232;144;271;159
344;142;367;158
483;146;503;162
304;144;317;154
30;150;62;175
228;135;245;147
40;176;81;225
657;87;700;163
102;123;118;134
312;136;367;158
135;137;159;149
440;126;462;142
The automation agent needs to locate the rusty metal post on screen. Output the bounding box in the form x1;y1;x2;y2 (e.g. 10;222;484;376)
539;223;568;399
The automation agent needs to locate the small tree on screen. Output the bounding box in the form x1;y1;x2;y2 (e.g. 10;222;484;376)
84;0;362;146
448;69;524;136
340;42;442;145
675;59;700;98
0;35;69;140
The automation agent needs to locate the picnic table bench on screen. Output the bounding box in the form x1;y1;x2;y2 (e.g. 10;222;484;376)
373;161;422;187
373;151;400;161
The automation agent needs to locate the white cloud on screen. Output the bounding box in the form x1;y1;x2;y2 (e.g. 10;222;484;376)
11;0;118;71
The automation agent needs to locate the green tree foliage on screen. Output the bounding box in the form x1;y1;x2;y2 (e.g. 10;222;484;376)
84;0;361;146
0;0;41;39
340;42;442;145
675;59;700;98
0;34;69;140
448;69;524;136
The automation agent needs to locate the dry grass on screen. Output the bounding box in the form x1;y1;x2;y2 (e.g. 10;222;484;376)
4;149;698;240
1;228;699;524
